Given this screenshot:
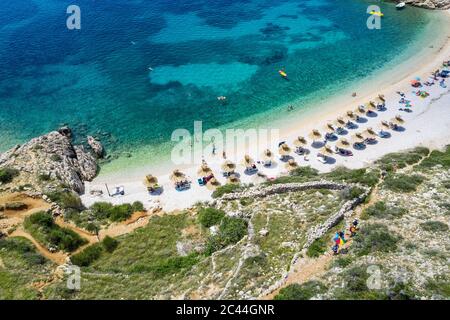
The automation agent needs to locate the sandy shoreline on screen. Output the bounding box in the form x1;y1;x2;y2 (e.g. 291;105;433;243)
82;10;450;212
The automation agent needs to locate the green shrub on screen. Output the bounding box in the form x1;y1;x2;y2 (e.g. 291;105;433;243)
48;227;86;252
90;202;114;220
0;167;19;183
420;221;448;233
109;204;133;222
45;190;83;210
211;184;241;198
307;237;327;258
324;167;379;187
71;243;103;267
197;207;225;228
50;154;62;162
376;148;429;172
239;197;254;206
219;216;248;245
339;187;366;201
24;211;87;252
205;217;248;255
85;222;100;234
102;236;118;253
274;281;327;300
268;166;319;184
140;253;200;276
0;237;46;265
27;211;53;228
333;256;353;268
37;173;51;182
383;174;424;192
361;201;407;220
335;265;388;300
131;201;145;212
419;146;450;169
90;202;132;222
353;223;400;256
425;275;450;298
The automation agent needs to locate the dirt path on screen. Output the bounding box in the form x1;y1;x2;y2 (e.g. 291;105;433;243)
262;173;384;299
262;150;435;299
10;228;68;265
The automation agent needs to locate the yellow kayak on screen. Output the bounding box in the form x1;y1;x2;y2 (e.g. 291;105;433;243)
370;11;384;17
278;70;287;78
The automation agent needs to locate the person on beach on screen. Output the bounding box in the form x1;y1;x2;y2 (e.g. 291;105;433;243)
212;143;216;155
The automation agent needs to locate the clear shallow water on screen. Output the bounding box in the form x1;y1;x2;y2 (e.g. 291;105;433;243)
0;0;443;175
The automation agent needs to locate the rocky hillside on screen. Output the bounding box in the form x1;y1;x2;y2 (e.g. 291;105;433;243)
0;127;98;194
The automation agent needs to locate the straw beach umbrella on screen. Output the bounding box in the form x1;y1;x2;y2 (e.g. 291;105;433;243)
227;174;240;185
336;138;350;149
335;117;346;127
381;120;390;129
278;143;291;157
320;145;334;156
197;164;212;177
308;129;322;141
346;110;356;120
364;127;377;137
355;105;366;115
395;115;404;124
366;102;377;111
263;149;273;161
285;159;299;171
293;136;307;147
221;160;236;174
170;169;186;183
242;154;255;168
324;123;335;133
143;174;158;189
206;177;221;190
351;133;365;144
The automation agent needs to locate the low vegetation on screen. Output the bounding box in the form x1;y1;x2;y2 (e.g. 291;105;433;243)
70;236;119;267
353;223;401;256
361;201;407;220
375;147;429;172
197;207;225;228
0;167;19;184
324;167;379;187
0;237;52;299
274;281;327;300
206;216;248;255
420;221;448;233
418;146;450;169
24;211;87;252
383;173;424;192
211;184;242;198
45;189;83;211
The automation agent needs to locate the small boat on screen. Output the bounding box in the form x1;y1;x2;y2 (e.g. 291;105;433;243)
278;70;288;78
217;96;227;101
396;2;406;9
369;11;384;17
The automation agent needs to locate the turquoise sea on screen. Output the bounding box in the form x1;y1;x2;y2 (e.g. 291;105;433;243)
0;0;446;176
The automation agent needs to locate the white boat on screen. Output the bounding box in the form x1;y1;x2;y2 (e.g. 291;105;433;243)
396;2;406;9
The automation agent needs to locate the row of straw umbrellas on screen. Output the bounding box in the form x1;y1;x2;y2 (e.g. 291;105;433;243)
144;95;405;191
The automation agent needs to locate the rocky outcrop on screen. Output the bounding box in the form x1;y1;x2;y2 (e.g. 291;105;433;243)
0;128;98;194
397;0;450;9
87;136;104;158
